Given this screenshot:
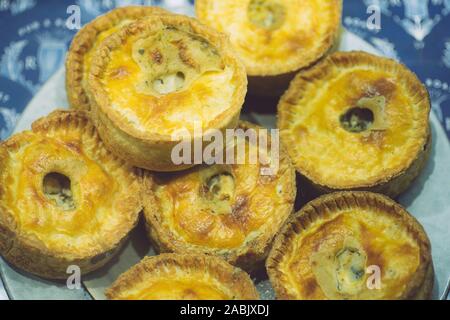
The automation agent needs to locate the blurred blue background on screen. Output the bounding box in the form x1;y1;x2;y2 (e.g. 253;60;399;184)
0;0;449;300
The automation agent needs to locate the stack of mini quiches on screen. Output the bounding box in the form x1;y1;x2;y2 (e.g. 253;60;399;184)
0;2;435;301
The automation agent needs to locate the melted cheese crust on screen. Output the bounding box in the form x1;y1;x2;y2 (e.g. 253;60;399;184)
0;123;136;257
107;254;258;300
278;208;421;299
114;274;231;300
196;0;340;75
150;124;294;250
99;27;237;136
280;60;429;188
82;20;132;90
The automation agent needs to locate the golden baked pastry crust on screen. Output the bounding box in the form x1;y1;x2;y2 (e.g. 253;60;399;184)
0;110;142;279
143;121;296;271
66;5;169;111
196;0;342;96
88;14;247;171
105;253;259;300
196;0;342;76
278;51;431;198
266;192;433;300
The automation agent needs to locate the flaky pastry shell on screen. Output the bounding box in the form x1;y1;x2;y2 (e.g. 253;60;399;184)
196;0;342;96
66;5;169;111
0;110;142;279
88;14;247;171
105;253;259;300
143;121;296;271
278;51;431;198
266;192;434;300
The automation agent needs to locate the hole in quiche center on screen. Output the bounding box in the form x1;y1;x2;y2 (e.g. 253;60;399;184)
133;28;224;97
43;172;75;211
335;247;367;295
152;71;186;95
204;172;235;215
339;107;374;133
207;173;235;200
248;0;286;30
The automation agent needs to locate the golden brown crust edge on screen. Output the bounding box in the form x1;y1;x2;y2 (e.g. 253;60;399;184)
90;106;207;172
1;231;127;280
266;191;433;300
105;253;260;300
0;110;142;279
412;262;434;300
65;6;169;111
247;23;344;97
299;132;432;200
88;14;247;171
142;121;296;272
278;51;431;198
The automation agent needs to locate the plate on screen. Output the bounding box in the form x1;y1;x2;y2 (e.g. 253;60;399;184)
1;29;450;300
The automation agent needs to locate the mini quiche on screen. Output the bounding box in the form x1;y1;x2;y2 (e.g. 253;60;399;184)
105;254;259;300
0;110;141;279
143;121;296;271
278;51;431;198
266;192;434;300
66;5;169;111
88;14;247;172
196;0;342;96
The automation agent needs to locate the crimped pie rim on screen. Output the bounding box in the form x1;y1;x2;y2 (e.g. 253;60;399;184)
105;253;260;300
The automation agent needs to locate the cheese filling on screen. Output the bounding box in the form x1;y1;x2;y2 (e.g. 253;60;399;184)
132;27;224;96
120;277;230;300
202;171;236;216
281;210;421;299
82;20;132;90
102;27;236;135
247;0;286;30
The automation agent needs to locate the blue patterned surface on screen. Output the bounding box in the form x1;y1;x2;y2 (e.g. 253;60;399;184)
0;0;449;300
